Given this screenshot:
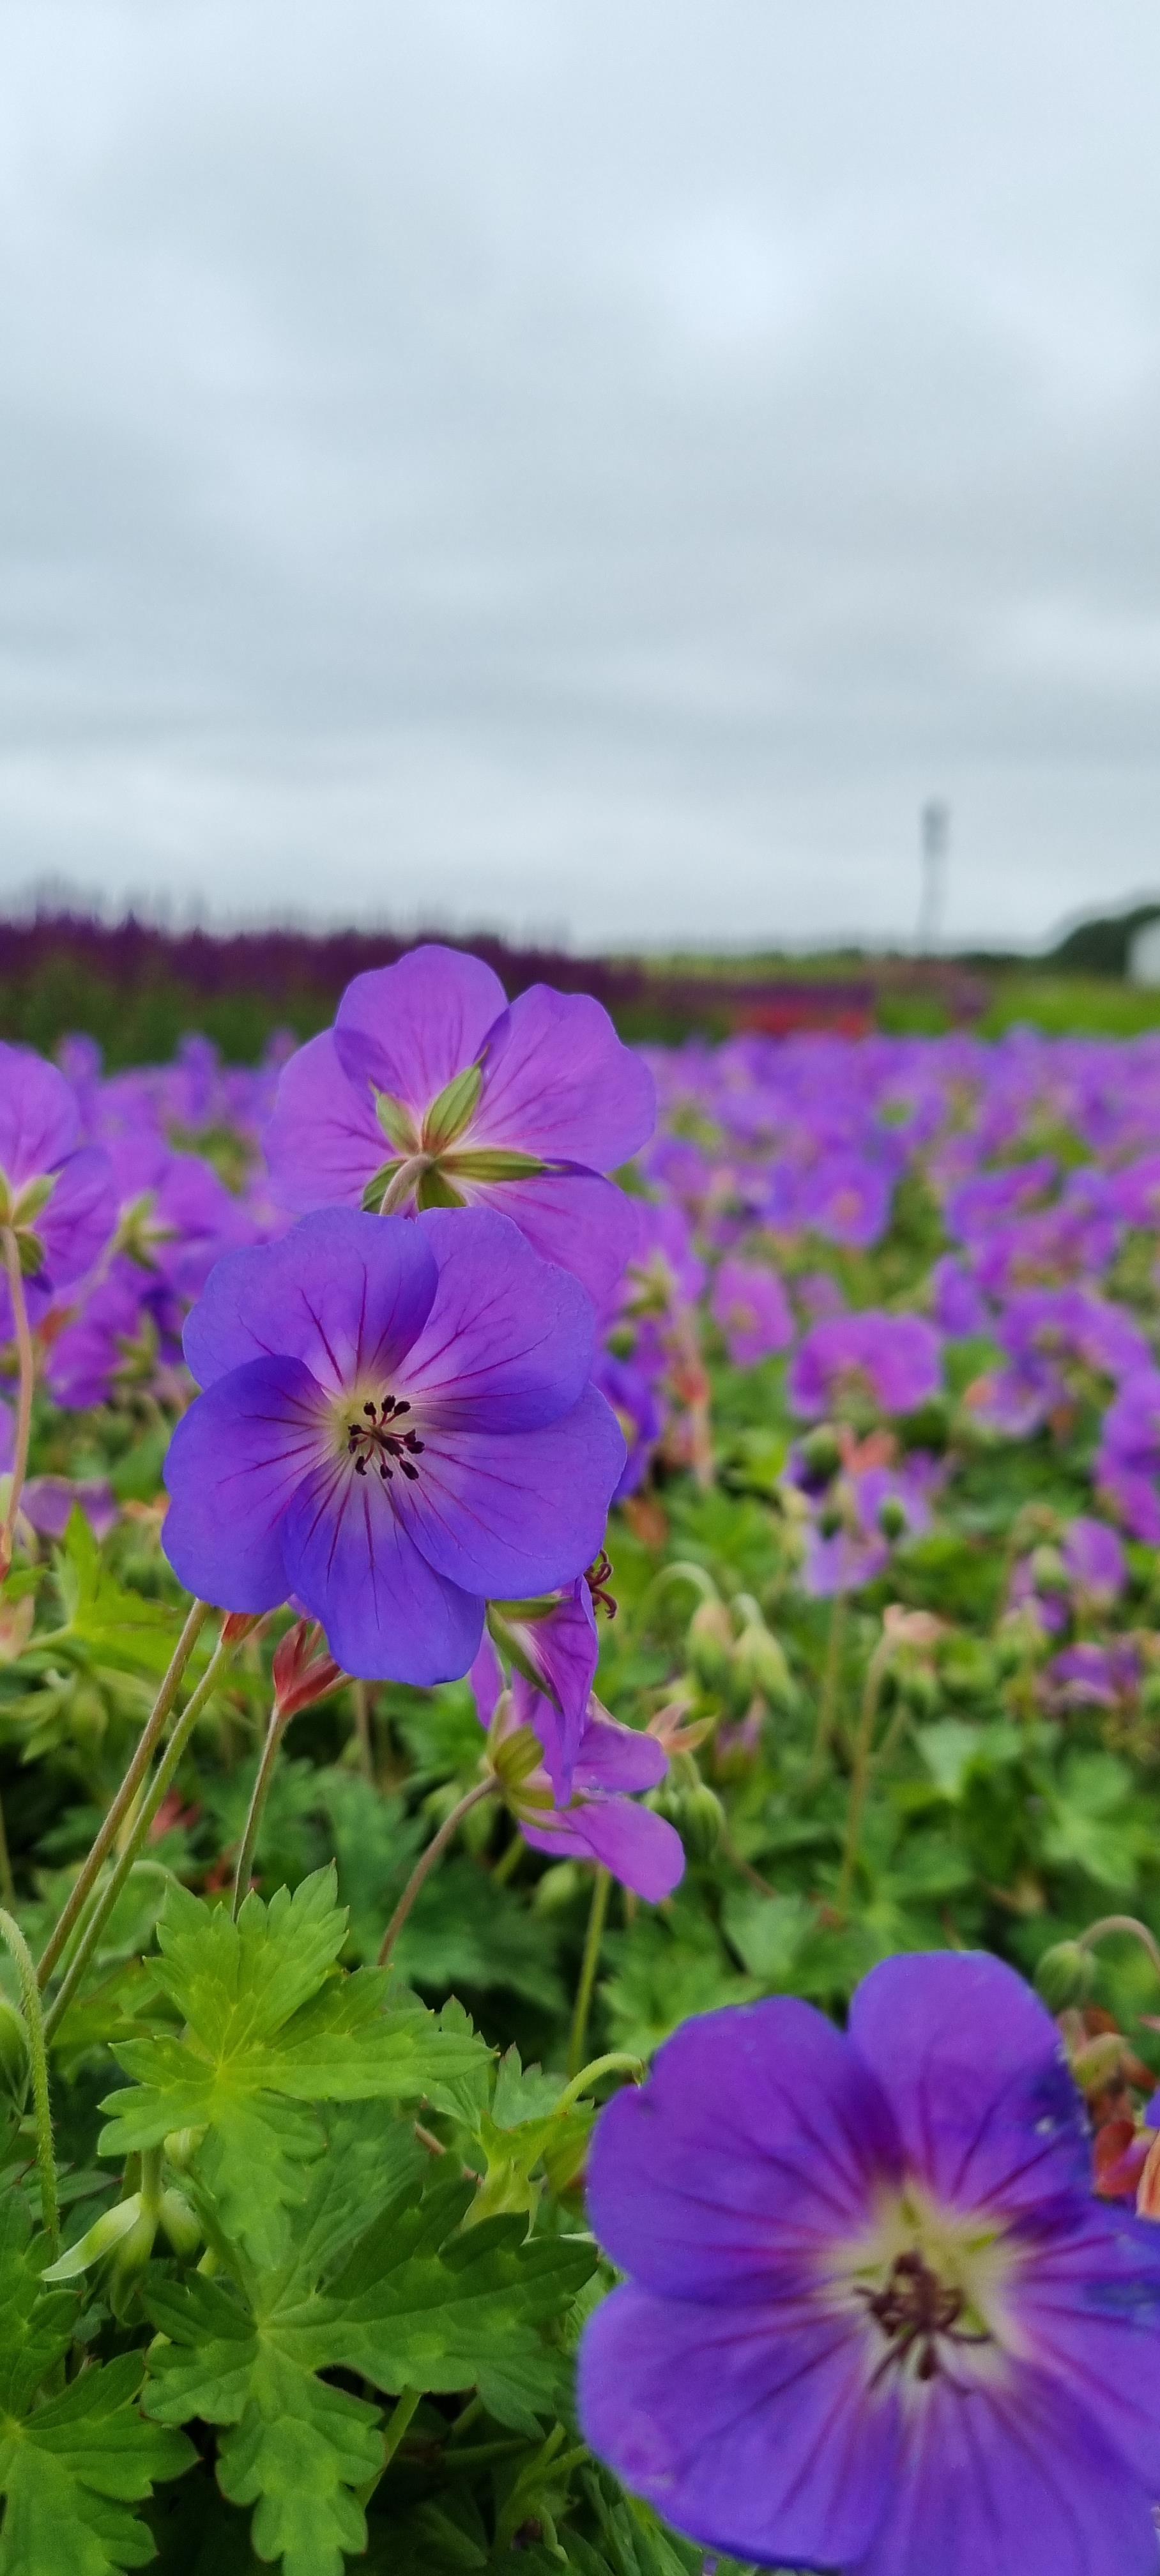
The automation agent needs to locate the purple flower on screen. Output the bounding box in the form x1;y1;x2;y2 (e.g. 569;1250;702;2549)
797;1148;894;1249
592;1351;666;1499
471;1636;684;1901
0;1044;114;1321
1097;1369;1160;1544
20;1476;118;1542
579;1951;1160;2576
1043;1640;1141;1713
788;1311;942;1420
263;946;655;1307
710;1257;794;1367
1063;1515;1127;1606
162;1206;625;1684
486;1575;601;1797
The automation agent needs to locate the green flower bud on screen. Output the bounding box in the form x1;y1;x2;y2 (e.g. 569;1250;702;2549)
1034;1940;1097;2012
43;2193;146;2283
877;1496;910;1544
798;1426;842;1487
817;1500;846;1540
163;2126;206;2172
677;1779;726;1864
158;2188;201;2260
732;1620;795;1715
111;2205;159;2284
687;1598;735;1694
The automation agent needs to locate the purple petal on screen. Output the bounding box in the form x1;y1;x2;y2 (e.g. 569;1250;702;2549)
162;1357;330;1611
402;1208;595;1430
0;1045;80;1183
848;1951;1093;2217
502;1581;599;1794
22;1477;117;1542
578;2284;897;2571
37;1146;116;1289
183;1210;437;1395
573;1710;668;1795
281;1453;483;1684
469;1631;505;1726
1011;2208;1160;2490
584;1998;901;2301
332;945;507;1114
856;2361;1159;2576
467;1169;642;1310
261;1032;383;1214
402;1385;625;1600
523;1795;683;1900
475;986;655;1168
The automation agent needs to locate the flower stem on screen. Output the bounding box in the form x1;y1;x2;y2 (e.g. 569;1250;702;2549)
377;1777;496;1968
381;2386;420;2472
567;1866;611;2078
0;1907;59;2255
807;1588;848;1787
232;1705;286;1919
43;1630;236;2038
1077;1915;1160;1981
38;1597;210;1988
554;2051;643;2119
835;1633;892;1918
0;1230;36;1583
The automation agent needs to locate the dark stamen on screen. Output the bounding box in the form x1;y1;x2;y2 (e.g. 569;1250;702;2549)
345;1395;424;1489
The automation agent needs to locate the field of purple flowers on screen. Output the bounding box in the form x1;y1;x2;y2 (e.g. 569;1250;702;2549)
3;953;1160;2572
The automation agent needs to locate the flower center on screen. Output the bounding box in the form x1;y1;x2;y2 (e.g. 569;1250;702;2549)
345;1397;425;1485
860;2247;991;2385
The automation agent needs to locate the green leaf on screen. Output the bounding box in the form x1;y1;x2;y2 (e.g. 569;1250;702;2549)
51;1515;187;1680
215;2349;381;2576
98;1874;490;2264
0;2297;191;2576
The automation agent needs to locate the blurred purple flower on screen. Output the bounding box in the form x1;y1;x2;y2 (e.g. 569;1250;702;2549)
1097;1370;1160;1545
1044;1640;1141;1713
0;1044;115;1323
710;1256;793;1367
788;1310;942;1420
592;1351;665;1499
579;1951;1160;2576
163;1206;624;1684
263;944;655;1307
797;1148;894;1248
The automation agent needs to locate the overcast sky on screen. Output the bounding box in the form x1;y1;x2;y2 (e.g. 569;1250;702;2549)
3;1;1160;953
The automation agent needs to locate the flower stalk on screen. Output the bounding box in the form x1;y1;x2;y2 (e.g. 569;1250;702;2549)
0;1906;59;2255
378;1776;498;1969
0;1228;36;1583
567;1866;611;2078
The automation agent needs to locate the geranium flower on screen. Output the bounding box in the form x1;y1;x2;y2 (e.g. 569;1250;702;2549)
579;1951;1160;2575
471;1635;683;1901
788;1310;942;1420
162;1206;624;1683
0;1043;114;1322
263;944;655;1307
710;1255;793;1366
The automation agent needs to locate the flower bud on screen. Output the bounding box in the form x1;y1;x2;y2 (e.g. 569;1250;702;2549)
876;1496;910;1544
1034;1940;1097;2012
158;2187;201;2260
222;1611;264;1647
163;2126;206;2172
687;1598;735;1694
1030;1544;1068;1598
797;1426;843;1492
732;1618;795;1715
272;1620;345;1722
43;2192;146;2283
672;1777;725;1863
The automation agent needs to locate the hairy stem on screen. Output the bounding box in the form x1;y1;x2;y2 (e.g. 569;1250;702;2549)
0;1230;36;1582
1078;1915;1160;1982
44;1631;236;2037
232;1705;286;1919
567;1866;611;2079
38;1597;210;1988
0;1908;59;2254
378;1777;496;1968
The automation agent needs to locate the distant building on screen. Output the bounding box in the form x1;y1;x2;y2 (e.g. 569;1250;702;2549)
1128;917;1160;986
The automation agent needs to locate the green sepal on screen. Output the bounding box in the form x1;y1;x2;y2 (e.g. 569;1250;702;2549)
372;1091;420;1154
421;1062;483;1154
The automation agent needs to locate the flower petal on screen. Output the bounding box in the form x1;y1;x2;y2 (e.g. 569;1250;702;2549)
402;1208;595;1430
282;1455;483;1685
579;2283;896;2571
523;1795;683;1901
332;945;506;1116
162;1356;330;1611
36;1147;116;1289
404;1385;625;1600
466;1169;641;1310
855;2360;1159;2576
0;1044;80;1182
584;1997;901;2301
1012;2207;1160;2490
263;1032;384;1214
847;1951;1093;2218
184;1209;437;1395
573;1710;667;1796
475;986;655;1168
